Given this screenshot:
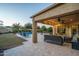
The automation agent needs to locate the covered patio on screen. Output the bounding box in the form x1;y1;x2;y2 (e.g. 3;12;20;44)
31;3;79;43
2;3;79;56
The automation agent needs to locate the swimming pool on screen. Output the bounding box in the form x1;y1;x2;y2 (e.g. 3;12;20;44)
19;32;32;38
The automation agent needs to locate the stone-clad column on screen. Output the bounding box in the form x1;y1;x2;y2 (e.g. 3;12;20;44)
52;26;57;35
32;19;37;43
66;26;72;37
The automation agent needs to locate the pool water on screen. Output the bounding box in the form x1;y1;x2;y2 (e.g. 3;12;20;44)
19;32;32;38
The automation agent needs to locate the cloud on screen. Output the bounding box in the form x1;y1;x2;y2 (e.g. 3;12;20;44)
0;17;32;26
0;18;18;26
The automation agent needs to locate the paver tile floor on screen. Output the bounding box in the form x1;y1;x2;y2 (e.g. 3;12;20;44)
4;33;79;56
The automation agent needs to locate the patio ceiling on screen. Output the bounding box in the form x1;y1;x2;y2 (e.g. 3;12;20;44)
37;13;79;26
38;19;60;26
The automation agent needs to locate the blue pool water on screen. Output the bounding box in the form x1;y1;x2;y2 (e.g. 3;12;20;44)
19;32;32;38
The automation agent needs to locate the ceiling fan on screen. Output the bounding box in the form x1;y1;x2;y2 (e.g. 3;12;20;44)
57;17;65;24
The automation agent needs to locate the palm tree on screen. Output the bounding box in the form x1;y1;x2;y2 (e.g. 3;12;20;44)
12;23;21;33
24;23;32;29
24;23;32;32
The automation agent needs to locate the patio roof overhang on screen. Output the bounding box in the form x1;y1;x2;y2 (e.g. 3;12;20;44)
31;3;79;22
31;3;61;18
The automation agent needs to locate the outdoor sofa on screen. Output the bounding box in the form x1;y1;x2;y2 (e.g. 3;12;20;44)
44;35;64;45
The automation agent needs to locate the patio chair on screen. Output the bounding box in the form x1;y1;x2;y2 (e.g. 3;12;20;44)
64;36;72;43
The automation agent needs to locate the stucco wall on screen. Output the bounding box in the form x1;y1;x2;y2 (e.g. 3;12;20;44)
34;3;79;21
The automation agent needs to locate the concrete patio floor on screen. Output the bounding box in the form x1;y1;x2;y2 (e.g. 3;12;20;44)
4;33;79;56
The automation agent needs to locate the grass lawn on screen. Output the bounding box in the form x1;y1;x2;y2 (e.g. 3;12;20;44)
0;33;26;50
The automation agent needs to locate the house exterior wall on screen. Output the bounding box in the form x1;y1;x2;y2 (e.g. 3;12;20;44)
33;3;79;21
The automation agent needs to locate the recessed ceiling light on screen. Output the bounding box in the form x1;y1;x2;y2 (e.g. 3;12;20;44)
70;19;73;21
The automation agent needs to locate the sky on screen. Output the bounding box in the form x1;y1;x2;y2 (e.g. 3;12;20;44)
0;3;52;27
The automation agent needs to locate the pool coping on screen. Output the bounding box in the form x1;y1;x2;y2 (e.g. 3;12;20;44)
16;34;28;40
